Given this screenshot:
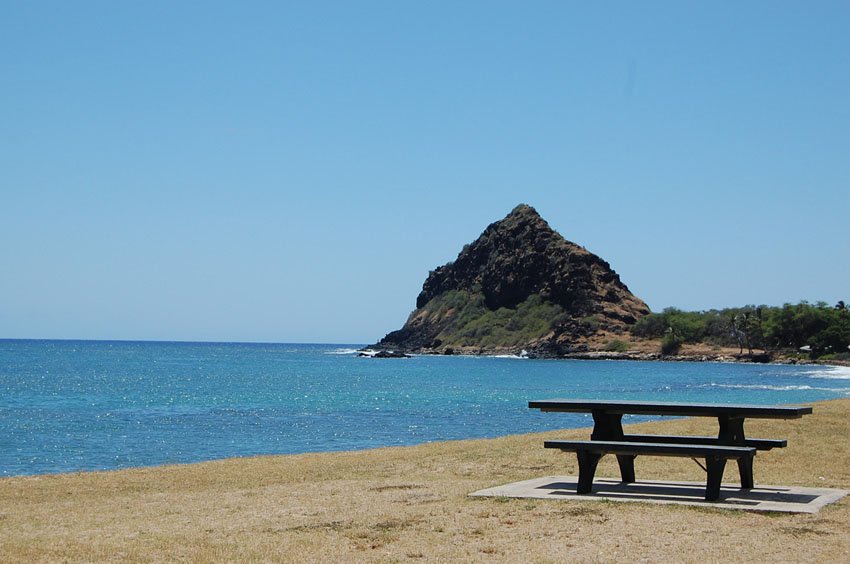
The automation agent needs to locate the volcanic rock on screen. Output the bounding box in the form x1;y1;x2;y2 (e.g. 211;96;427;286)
374;204;650;356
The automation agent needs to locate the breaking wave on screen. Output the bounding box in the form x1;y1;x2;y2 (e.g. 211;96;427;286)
797;365;850;380
492;354;529;359
325;348;363;355
701;383;850;394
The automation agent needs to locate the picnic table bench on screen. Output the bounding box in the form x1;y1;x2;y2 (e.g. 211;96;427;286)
528;399;813;501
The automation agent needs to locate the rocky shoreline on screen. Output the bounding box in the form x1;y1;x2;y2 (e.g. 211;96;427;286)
361;346;848;366
541;351;785;363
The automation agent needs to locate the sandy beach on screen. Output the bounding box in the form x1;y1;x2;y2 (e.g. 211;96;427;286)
2;399;848;562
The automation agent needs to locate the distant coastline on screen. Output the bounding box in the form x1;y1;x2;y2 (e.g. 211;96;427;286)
370;206;850;366
361;344;850;367
409;352;849;366
4;338;844;367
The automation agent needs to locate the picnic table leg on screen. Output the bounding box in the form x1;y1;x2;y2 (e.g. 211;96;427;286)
718;416;754;489
704;456;727;501
576;450;602;494
614;455;636;484
591;411;636;483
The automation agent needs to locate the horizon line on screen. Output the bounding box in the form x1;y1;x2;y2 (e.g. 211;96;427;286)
0;338;367;347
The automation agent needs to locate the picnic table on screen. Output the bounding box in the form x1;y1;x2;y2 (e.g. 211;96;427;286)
528;399;813;501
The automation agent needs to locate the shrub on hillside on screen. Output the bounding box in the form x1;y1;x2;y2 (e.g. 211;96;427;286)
660;334;683;356
603;340;629;352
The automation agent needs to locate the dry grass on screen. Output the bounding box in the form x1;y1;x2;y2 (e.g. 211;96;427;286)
1;399;849;562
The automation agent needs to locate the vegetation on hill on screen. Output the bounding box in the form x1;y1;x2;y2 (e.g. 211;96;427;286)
420;290;569;349
631;301;850;360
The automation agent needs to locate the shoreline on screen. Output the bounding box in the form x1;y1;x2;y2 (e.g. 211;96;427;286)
2;398;848;561
0;397;844;483
2;398;844;485
368;347;850;367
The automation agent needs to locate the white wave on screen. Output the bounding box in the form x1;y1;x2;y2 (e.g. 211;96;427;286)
705;383;850;393
801;365;850;380
493;349;530;360
325;348;364;355
715;384;815;391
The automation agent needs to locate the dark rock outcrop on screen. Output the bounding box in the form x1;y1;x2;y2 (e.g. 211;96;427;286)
374;204;650;355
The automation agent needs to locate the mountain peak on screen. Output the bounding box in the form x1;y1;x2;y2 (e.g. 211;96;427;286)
507;202;539;216
415;204;580;310
498;203;549;233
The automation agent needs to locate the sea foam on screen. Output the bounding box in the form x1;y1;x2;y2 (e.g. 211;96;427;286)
800;365;850;380
325;348;363;355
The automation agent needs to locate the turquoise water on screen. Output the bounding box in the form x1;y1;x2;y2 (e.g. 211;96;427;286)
2;339;848;477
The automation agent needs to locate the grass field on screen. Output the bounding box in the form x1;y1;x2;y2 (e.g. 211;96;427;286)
2;399;849;562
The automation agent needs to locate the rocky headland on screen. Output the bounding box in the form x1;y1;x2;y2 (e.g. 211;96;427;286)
373;204;651;357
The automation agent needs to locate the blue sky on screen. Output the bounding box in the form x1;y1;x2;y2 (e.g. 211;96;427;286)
2;1;848;344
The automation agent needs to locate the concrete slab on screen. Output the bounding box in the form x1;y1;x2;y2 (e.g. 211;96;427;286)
470;476;848;514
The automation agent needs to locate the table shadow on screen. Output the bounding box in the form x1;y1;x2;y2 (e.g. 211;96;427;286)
537;479;819;506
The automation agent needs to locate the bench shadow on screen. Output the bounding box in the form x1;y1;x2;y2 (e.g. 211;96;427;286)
537;479;819;506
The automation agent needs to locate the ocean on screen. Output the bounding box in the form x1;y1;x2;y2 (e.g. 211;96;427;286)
1;339;848;477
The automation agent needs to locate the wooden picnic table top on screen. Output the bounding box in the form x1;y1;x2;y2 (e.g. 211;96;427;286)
528;399;813;419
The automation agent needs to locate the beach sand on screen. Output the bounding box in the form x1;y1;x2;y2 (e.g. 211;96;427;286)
1;399;848;562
